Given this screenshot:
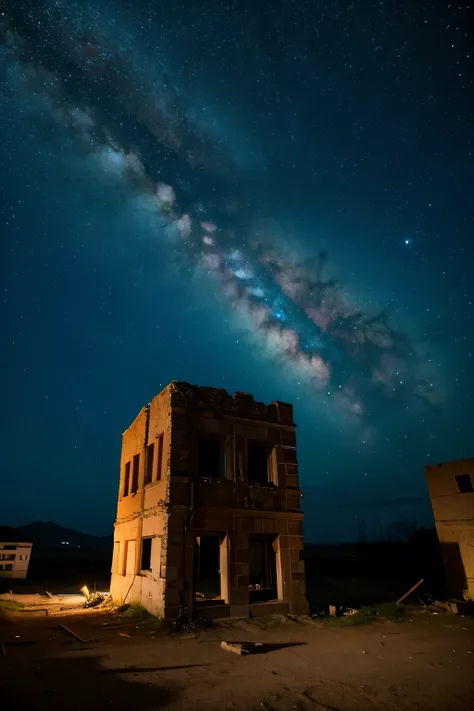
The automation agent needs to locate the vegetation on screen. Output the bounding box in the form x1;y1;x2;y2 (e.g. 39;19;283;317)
324;603;407;626
121;602;153;620
0;599;24;612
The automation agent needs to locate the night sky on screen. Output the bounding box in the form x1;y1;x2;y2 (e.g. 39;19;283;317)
1;1;472;541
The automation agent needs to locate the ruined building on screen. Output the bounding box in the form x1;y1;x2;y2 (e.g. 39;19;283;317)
0;527;32;579
110;381;308;619
425;458;474;601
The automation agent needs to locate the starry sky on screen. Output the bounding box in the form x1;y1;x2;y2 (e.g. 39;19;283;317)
1;0;473;541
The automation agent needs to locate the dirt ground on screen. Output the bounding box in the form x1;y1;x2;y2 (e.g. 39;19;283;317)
1;597;473;711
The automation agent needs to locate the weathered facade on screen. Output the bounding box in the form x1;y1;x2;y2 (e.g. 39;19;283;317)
425;458;474;601
0;527;33;579
110;381;308;619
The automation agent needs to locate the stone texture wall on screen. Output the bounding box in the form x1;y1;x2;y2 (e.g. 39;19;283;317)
111;380;309;619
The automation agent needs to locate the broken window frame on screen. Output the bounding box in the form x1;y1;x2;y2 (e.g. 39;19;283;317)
198;436;226;478
144;442;154;486
247;439;278;486
156;433;164;481
455;473;473;494
123;461;131;497
140;537;152;572
131;453;140;494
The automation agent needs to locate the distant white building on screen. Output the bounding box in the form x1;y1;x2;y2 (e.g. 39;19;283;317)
0;527;33;579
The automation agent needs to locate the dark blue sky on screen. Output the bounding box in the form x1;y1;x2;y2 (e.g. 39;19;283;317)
1;1;472;541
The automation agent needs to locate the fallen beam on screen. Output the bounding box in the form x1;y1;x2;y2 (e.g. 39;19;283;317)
59;624;86;644
396;578;424;605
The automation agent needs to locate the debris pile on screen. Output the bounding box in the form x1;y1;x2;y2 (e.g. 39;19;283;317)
80;585;107;608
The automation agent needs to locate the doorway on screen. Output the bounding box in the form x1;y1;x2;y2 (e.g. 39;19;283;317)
194;535;229;605
249;537;278;603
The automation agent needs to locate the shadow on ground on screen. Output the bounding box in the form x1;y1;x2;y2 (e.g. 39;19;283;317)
226;642;307;655
101;663;209;674
0;648;179;710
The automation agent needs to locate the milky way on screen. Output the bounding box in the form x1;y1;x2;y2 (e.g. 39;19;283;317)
1;0;439;436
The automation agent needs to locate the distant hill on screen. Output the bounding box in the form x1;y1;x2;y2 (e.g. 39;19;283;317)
16;521;113;550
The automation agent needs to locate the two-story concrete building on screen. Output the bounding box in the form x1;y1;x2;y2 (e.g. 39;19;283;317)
0;527;33;580
425;458;474;601
110;381;308;620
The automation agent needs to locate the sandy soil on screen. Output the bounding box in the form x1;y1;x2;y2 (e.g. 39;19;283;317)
1;600;473;711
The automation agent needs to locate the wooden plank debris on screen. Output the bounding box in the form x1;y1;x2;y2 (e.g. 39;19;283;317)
396;578;424;605
59;624;86;643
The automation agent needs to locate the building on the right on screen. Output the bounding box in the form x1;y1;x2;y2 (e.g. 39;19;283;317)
425;458;474;601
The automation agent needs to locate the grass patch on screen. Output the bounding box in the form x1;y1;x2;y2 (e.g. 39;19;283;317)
120;602;164;629
122;602;153;621
0;599;24;612
375;602;407;621
324;603;408;627
324;605;377;626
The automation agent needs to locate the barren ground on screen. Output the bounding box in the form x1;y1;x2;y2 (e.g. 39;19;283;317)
1;596;473;711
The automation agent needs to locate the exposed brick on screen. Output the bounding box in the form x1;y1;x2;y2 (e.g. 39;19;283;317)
287;520;302;535
234;547;249;563
287;494;300;511
281;430;296;447
289;535;304;550
282;447;297;464
234;517;249;533
261;519;274;534
248;518;263;533
230;532;248;548
236;574;249;588
273;519;288;534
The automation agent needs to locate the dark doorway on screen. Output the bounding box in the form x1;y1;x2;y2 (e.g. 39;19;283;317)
140;538;152;571
248;440;269;485
249;537;278;603
198;438;225;478
194;536;222;602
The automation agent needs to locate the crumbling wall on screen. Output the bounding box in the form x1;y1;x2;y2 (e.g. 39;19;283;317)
111;380;309;619
110;389;172;616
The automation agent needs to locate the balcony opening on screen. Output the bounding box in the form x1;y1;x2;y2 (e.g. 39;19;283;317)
198;437;225;478
249;537;278;603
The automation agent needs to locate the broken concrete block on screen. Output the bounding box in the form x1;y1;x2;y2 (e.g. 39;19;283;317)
221;641;250;656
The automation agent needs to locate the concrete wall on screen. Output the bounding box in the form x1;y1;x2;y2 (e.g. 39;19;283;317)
0;542;32;579
165;387;308;618
110;388;172;617
425;459;474;600
110;381;309;619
